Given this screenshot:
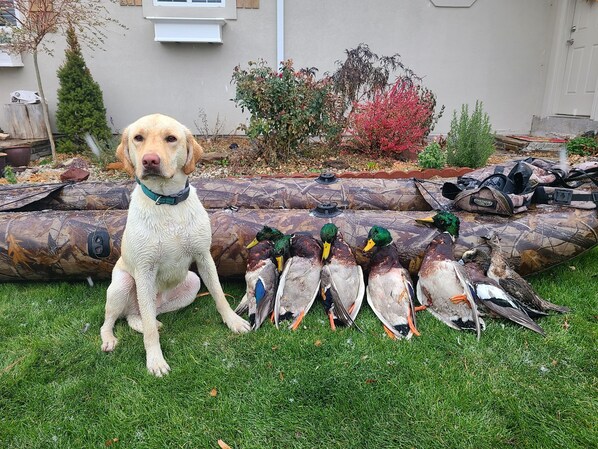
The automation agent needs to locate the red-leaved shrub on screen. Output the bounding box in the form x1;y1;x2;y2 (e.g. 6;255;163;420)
346;78;440;156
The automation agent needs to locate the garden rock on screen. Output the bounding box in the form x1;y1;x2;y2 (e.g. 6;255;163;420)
60;167;89;183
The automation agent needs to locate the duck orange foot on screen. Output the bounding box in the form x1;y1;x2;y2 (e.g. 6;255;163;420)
328;312;337;331
450;294;470;307
383;325;397;340
407;310;421;337
291;311;305;331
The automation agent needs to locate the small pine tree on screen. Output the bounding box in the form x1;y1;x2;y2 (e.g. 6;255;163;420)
56;25;112;153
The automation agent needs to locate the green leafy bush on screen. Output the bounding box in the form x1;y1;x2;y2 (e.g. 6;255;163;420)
445;101;495;168
231;59;340;163
566;136;598;156
56;25;112;154
418;142;446;169
3;165;18;184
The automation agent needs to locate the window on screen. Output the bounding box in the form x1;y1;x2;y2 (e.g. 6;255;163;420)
0;1;23;66
0;0;17;27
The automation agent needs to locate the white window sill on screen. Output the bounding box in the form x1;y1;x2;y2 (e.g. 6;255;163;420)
0;50;24;67
147;17;226;43
430;0;477;7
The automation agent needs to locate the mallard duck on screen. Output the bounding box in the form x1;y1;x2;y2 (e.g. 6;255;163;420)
415;211;484;339
483;234;570;314
246;225;285;250
461;248;545;335
274;234;323;330
235;226;284;321
320;223;365;330
363;225;420;340
240;239;279;330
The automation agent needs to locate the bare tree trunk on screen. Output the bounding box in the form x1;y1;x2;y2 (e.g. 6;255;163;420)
32;49;57;162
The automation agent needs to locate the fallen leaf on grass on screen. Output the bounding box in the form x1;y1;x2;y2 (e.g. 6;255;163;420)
105;438;119;446
365;379;377;384
210;388;218;397
1;356;25;374
314;340;322;347
217;440;232;449
563;319;570;330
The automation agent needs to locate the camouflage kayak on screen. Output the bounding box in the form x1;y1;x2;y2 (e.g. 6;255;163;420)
0;177;434;212
0;206;596;282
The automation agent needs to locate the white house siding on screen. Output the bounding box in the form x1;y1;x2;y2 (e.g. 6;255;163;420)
0;0;557;136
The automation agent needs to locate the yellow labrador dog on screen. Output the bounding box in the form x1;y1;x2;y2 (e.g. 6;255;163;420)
100;114;250;376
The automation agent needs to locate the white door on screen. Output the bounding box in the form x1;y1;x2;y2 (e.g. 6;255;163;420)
557;0;598;116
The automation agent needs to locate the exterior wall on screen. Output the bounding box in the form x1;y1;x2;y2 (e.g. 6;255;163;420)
0;0;557;136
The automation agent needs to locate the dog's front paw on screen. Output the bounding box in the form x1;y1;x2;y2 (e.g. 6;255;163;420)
147;354;171;377
224;313;251;333
101;336;118;352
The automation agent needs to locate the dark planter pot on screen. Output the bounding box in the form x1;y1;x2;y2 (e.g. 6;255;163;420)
4;146;31;167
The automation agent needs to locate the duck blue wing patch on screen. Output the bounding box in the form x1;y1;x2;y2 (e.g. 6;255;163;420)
255;278;266;305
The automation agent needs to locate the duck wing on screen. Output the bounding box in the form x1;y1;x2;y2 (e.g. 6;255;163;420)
498;274;570;314
234;294;249;315
453;262;484;340
252;260;279;330
368;267;418;339
417;260;484;339
487;244;569;314
321;261;365;327
474;282;545;336
274;256;322;330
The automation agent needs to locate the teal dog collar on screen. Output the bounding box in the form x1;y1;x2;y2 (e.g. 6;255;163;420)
135;177;190;205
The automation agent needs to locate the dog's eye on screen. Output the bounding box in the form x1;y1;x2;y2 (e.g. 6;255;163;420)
165;135;177;143
133;134;144;142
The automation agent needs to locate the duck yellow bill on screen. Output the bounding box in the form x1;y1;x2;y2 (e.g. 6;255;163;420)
363;239;376;252
415;216;435;224
322;242;331;261
246;238;259;249
276;255;284;272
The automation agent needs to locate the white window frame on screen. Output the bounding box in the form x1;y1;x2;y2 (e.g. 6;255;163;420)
144;0;235;43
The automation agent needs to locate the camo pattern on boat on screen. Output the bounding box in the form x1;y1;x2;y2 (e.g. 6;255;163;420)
1;207;596;281
0;178;432;212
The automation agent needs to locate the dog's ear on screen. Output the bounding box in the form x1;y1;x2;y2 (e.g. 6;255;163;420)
116;127;135;176
183;130;204;175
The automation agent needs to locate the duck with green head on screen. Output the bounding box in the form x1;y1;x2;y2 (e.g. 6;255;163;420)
235;226;285;328
415;211;484;339
320;223;365;330
246;225;285;250
273;233;323;330
362;225;420;340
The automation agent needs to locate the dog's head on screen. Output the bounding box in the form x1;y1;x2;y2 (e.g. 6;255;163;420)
116;114;203;180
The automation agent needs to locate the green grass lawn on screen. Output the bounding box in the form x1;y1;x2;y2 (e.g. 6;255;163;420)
1;248;596;449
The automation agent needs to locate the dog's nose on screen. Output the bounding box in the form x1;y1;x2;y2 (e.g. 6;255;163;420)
142;153;161;168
